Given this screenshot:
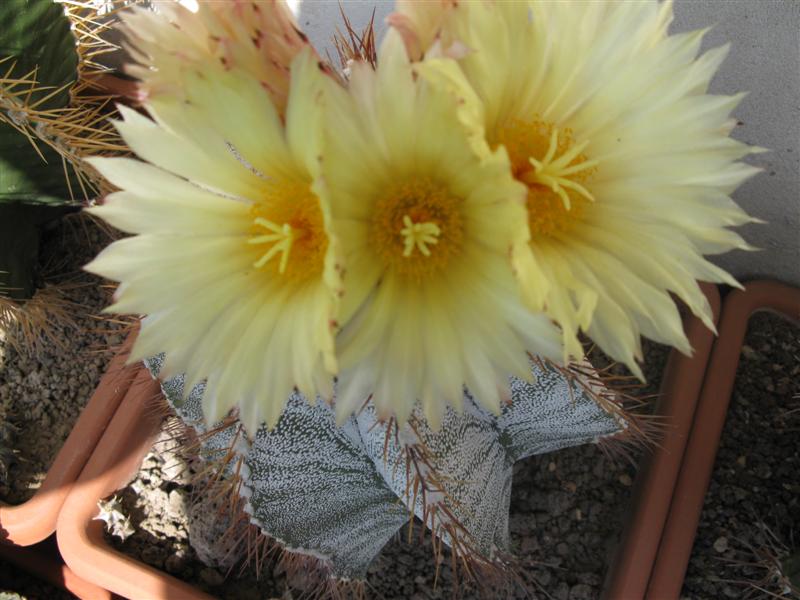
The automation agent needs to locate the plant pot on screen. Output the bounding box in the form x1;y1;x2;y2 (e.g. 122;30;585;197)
0;534;110;599
603;282;722;598
0;331;139;546
56;366;214;600
645;280;800;598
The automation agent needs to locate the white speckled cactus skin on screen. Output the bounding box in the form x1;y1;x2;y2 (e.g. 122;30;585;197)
145;355;624;585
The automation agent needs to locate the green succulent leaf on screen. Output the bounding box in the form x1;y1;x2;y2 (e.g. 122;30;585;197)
1;0;80;206
0;0;77;106
0;0;82;297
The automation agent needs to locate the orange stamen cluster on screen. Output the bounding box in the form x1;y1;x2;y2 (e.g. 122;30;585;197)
495;118;597;239
371;177;463;281
248;179;328;284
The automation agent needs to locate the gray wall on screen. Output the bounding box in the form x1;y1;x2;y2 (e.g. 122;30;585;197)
672;0;800;287
299;0;800;287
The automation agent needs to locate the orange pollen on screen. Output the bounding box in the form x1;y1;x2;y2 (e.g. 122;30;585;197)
248;178;328;284
494;118;598;238
370;177;463;282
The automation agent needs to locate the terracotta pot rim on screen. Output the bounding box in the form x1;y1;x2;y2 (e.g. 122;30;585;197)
602;282;722;599
645;279;800;598
0;332;139;546
0;535;111;599
56;366;215;600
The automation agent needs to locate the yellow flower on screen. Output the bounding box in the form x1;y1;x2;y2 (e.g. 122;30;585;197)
118;0;308;113
323;32;562;427
387;0;457;61
391;0;760;377
85;45;342;433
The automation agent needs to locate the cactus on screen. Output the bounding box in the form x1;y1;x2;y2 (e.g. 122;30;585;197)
0;0;81;300
95;495;136;541
0;0;127;357
147;354;638;596
0;0;128;299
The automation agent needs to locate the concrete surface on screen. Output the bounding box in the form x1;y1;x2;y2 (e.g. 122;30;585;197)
298;0;800;287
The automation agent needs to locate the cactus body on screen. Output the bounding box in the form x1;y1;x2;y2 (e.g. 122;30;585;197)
148;355;624;587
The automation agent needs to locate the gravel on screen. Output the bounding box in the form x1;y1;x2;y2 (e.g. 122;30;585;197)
0;217;125;505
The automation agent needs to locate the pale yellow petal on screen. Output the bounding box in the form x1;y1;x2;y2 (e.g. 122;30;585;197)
326;36;563;423
111;105;264;200
428;0;758;373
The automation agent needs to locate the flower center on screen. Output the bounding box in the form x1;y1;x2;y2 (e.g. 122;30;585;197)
495;118;597;238
371;177;463;281
401;215;441;257
248;179;328;284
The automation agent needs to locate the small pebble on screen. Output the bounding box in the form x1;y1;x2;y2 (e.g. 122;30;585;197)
553;581;570;600
569;583;594;600
164;553;185;574
723;585;740;598
199;567;225;587
618;473;633;487
713;537;729;553
140;546;164;568
168;488;186;517
740;345;757;359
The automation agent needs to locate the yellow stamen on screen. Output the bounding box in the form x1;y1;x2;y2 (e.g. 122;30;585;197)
494;118;598;238
371;178;463;281
249;217;294;273
246;179;328;283
526;128;597;208
401;214;441;257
